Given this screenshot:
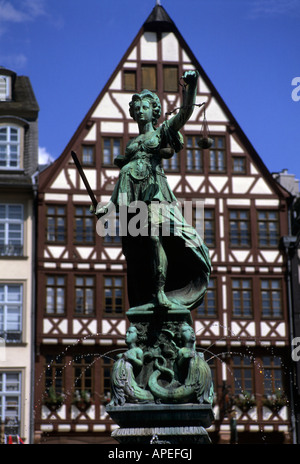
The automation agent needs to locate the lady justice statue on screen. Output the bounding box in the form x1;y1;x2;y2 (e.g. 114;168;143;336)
94;70;211;315
90;70;214;442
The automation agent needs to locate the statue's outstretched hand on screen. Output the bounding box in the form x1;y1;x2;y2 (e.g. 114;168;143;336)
95;204;108;218
89;203;108;218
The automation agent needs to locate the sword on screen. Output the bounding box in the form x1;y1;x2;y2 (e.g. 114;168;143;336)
71;150;98;210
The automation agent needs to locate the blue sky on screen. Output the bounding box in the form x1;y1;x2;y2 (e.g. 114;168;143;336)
0;0;299;188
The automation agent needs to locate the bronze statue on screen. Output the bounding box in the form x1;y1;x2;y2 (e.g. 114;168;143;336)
78;69;216;417
94;70;211;314
109;321;214;405
65;33;215;440
146;322;214;404
109;325;154;405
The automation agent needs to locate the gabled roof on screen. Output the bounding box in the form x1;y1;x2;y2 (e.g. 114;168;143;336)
39;5;290;200
142;6;290;200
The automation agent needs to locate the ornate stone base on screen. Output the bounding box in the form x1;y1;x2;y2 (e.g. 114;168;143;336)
106;403;214;445
111;425;211;444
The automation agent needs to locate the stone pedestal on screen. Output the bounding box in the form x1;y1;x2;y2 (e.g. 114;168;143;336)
105;306;214;444
106;403;214;444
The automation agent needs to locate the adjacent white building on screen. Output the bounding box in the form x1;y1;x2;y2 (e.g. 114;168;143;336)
0;67;39;443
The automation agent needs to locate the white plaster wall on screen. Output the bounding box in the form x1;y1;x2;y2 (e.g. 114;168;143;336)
161;32;179;61
140;32;158;60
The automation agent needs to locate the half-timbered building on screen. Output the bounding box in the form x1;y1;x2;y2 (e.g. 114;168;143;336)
34;5;293;444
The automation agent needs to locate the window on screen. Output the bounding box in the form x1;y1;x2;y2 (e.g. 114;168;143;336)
101;357;113;401
46;276;66;315
104;276;124;316
82;145;94;165
74;206;94;244
163;65;178;92
192;204;213;245
229;210;250;247
124;70;136;91
258;211;279;247
260;279;282;318
0;204;23;256
0;372;21;436
46;205;66;242
75;276;95;315
141;65;156;91
102;137;122;166
197;278;217;317
209;136;226;173
0;76;9;100
232;279;252;318
192;204;203;240
0;284;22;343
233;157;246;174
103;212;121;245
232;356;254;396
0;126;20;169
262;356;284;396
162;152;179;172
73;354;93;395
186;135;203;171
204;209;215;247
44;355;64;397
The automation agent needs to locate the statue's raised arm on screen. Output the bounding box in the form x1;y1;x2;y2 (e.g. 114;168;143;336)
168;70;199;132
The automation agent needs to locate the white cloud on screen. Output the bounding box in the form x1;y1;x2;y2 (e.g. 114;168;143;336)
249;0;300;18
38;146;54;165
0;2;28;22
0;1;48;68
24;0;47;18
0;0;47;24
0;53;27;68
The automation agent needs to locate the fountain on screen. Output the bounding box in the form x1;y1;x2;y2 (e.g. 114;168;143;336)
84;70;215;444
37;325;290;444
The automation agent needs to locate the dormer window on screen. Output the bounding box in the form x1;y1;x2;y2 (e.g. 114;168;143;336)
0;75;11;101
0;126;20;169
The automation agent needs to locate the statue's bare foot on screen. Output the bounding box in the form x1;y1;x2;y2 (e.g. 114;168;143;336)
156;291;188;312
127;302;156;313
156;290;173;309
127;294;189;313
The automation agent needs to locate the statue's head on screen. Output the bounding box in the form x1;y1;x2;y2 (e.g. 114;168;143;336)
125;325;138;345
125;323;147;346
129;89;161;126
179;322;196;345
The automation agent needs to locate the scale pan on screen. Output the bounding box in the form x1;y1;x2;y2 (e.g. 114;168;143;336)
197;136;213;149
